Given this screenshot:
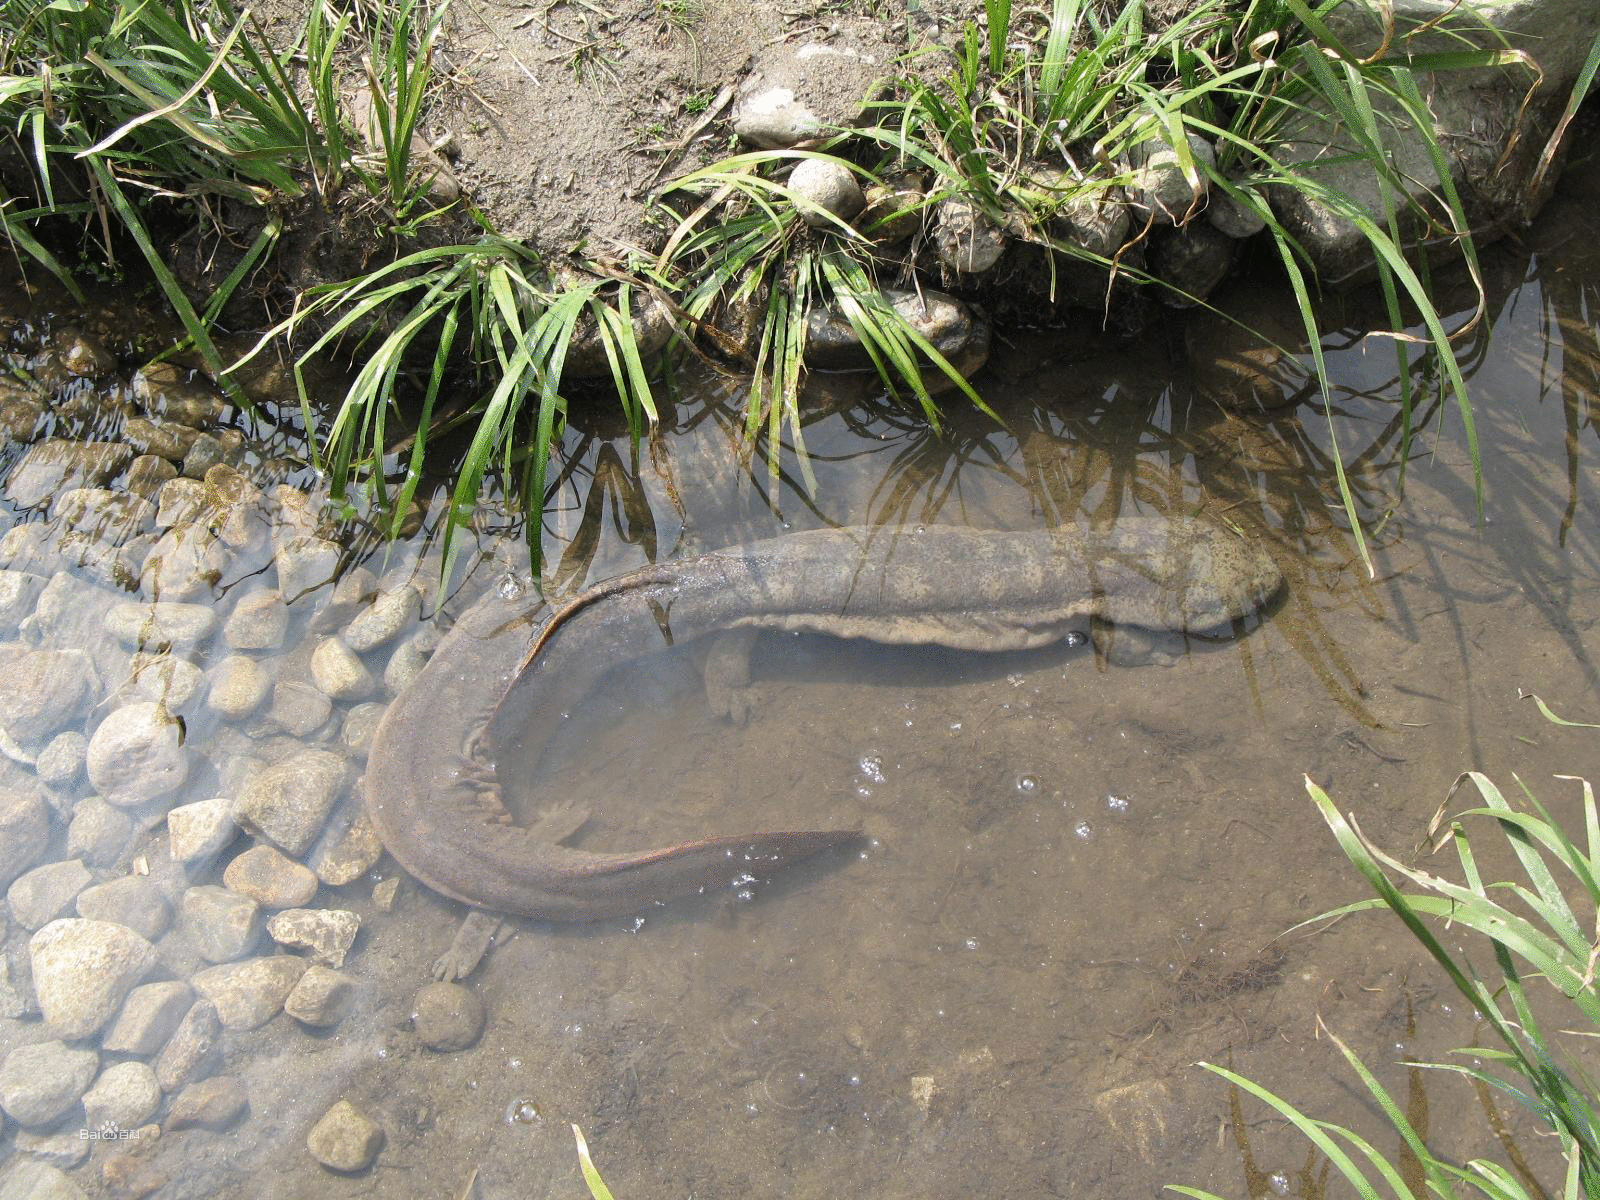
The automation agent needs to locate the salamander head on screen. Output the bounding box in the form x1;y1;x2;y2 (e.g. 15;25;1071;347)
1090;517;1285;633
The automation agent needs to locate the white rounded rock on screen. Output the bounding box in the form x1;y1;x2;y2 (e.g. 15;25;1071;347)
86;702;189;806
30;918;157;1040
788;158;866;228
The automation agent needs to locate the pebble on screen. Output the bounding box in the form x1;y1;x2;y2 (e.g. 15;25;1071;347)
76;877;171;942
283;965;355;1027
101;1153;167;1199
124;455;178;499
371;877;400;912
307;1100;383;1172
105;601;217;650
343;585;419;652
309;805;382;886
235;750;348;855
165;1076;246;1132
127;653;205;711
138;524;226;601
1208;184;1267;239
0;1162;88;1200
130;362;225;427
14;1129;90;1169
166;799;237;865
1128;147;1211;223
0;571;46;632
204;655;270;718
412;980;485;1051
180;433;227;480
264;682;331;737
0;650;97;744
310;637;372;700
66;798;131;867
0;790;49;887
0;1041;98;1127
38;733;88;789
933;199;1006;273
339;702;386;756
101;981;195;1056
153;1000;221;1092
82;1062;163;1131
383;629;437;693
788;158;865;228
51;487;153;542
222;587;287;651
153;477;207;528
275;535;341;601
190;956;307;1031
179;885;260;963
223;846;318;908
30;918;157;1039
266;908;359;968
6;440;133;509
731;40;886;149
9;859;92;930
122;416;200;463
0;394;46;445
86;702;189;807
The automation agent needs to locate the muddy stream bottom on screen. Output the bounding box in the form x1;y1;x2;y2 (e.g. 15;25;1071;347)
0;168;1596;1198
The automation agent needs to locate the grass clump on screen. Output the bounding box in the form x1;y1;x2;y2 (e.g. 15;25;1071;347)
1177;697;1600;1200
3;0;1595;566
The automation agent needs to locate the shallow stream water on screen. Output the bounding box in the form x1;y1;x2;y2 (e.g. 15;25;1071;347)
0;159;1595;1199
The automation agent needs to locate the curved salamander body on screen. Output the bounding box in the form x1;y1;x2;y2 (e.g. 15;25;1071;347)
365;519;1283;921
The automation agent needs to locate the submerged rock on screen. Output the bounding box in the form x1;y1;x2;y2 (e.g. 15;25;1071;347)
224;846;318;909
9;859;92;930
0;791;50;887
101;980;195;1056
284;965;355;1028
165;1075;247;1132
191;955;307;1030
86;702;189;807
5;440;132;509
411;980;484;1052
153;999;221;1092
0;650;97;745
30;918;157;1039
307;1100;384;1172
235;750;348;856
179;885;261;963
81;1062;162;1132
0;1041;98;1128
266;908;359;968
130;362;226;427
105;601;218;650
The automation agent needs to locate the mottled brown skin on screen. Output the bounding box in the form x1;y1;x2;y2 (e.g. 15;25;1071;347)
365;519;1283;924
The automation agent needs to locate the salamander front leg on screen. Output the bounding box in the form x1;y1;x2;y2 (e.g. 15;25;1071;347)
433;909;503;982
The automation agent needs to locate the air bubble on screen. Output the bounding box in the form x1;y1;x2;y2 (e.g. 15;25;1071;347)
964;937;980;951
507;1099;543;1125
858;754;886;784
1016;774;1040;795
1105;793;1130;813
1073;819;1095;840
1268;1170;1290;1195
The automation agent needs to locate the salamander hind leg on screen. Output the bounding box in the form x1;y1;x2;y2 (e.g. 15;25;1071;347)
703;626;761;725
